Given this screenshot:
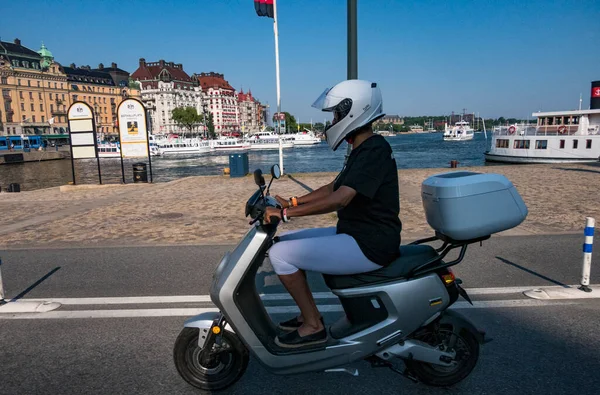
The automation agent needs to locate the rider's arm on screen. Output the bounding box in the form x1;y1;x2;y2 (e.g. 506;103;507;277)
296;181;334;205
286;186;356;218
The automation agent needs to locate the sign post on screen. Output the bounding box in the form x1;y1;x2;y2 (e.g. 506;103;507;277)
117;98;152;182
67;102;100;185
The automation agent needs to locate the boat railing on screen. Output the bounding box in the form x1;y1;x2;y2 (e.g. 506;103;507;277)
492;124;580;137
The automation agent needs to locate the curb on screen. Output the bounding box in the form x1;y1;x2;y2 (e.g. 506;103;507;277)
523;285;600;300
0;301;62;314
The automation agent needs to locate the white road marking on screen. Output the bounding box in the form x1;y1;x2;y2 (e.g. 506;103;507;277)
0;299;580;320
19;285;598;306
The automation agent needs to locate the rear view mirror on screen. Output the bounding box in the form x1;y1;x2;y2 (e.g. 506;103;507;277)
254;169;265;186
271;164;281;179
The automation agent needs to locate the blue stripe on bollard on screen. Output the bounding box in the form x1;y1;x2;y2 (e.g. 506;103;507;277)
584;226;595;237
583;243;593;253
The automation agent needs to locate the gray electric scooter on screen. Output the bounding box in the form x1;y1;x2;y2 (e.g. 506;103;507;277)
174;164;527;391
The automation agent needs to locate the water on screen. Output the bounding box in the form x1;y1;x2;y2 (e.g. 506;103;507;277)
0;133;493;191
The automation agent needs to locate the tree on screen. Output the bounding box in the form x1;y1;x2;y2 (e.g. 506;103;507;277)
206;112;216;139
172;107;203;135
313;122;325;132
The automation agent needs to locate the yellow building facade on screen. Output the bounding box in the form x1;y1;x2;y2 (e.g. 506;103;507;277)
0;38;139;138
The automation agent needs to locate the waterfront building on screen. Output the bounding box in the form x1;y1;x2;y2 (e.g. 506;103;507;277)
63;63;140;139
237;89;265;134
0;38;139;138
195;72;239;134
375;115;404;126
132;58;203;135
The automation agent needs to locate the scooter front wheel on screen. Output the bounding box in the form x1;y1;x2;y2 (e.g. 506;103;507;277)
173;327;249;391
404;324;479;387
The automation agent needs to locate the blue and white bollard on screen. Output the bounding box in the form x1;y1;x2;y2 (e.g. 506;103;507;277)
580;217;595;292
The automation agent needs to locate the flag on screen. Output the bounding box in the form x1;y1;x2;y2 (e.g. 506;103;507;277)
254;0;274;18
48;117;55;125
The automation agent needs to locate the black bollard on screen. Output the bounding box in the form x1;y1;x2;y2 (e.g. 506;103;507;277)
450;160;459;168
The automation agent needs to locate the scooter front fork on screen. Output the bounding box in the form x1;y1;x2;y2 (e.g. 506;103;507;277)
199;313;226;365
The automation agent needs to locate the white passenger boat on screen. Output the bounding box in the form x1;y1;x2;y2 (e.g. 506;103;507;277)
443;121;474;141
290;130;321;145
97;143;121;158
212;137;251;152
150;135;210;156
247;136;294;150
485;81;600;164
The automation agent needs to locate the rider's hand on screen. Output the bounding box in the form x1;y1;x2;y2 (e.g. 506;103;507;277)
275;195;290;209
264;206;282;224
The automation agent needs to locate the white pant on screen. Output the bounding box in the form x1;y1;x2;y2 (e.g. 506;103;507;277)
268;227;383;276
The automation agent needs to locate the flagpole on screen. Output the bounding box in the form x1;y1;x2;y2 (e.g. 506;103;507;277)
273;0;284;175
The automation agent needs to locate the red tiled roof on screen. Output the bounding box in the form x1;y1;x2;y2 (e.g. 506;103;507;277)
196;72;234;91
131;59;195;84
238;89;255;102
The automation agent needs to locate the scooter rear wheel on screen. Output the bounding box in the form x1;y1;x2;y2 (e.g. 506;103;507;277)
173;328;249;391
404;324;479;387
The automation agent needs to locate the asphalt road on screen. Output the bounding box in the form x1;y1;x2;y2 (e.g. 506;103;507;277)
0;234;599;395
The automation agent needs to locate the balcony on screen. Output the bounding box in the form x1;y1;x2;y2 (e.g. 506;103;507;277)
51;108;67;115
3;95;12;102
6;108;14;114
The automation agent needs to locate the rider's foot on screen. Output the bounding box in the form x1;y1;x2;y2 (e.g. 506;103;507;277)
275;321;327;348
278;316;324;331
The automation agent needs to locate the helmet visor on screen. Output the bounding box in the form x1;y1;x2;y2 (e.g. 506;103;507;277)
311;88;345;111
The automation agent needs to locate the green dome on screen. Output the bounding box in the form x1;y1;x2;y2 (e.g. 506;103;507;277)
37;43;53;59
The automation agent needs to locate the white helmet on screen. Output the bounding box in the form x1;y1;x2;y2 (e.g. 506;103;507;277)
312;79;384;150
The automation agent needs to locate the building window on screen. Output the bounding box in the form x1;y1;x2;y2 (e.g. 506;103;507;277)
1;77;7;84
19;91;23;99
54;82;57;89
560;139;565;149
62;94;65;100
40;104;44;111
514;140;530;149
38;92;42;99
73;95;78;101
586;139;592;149
32;115;36;122
535;140;547;149
42;116;45;122
29;92;33;99
31;103;34;111
50;93;53;99
573;140;578;149
50;104;54;111
18;79;21;85
21;103;25;110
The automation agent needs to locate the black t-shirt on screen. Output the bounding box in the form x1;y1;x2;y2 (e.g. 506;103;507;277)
333;134;402;266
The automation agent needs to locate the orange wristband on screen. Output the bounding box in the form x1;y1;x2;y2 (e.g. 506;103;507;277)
291;197;298;207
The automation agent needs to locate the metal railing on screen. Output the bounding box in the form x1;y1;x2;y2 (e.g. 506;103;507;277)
492;124;581;137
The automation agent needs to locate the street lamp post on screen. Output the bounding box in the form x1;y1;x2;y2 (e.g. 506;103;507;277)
345;0;358;165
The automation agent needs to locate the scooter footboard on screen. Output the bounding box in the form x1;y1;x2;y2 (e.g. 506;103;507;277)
439;310;485;344
184;311;222;348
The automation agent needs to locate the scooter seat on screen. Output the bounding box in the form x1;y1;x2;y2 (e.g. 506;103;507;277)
323;245;439;289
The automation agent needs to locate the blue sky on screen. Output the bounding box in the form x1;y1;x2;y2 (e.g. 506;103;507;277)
2;0;599;122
